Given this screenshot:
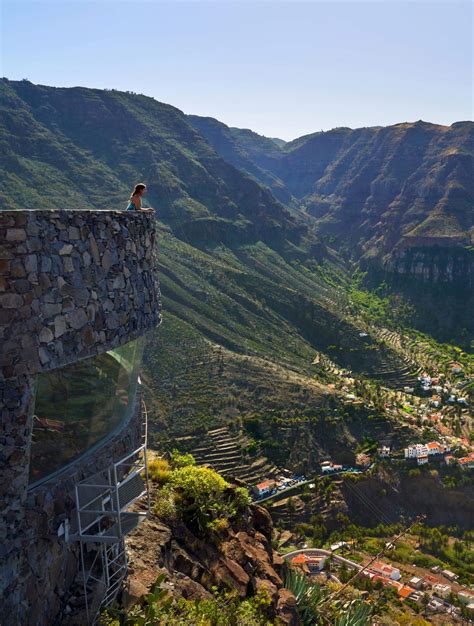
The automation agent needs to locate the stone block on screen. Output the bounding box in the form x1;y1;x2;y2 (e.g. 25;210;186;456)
66;308;88;330
59;244;73;256
40;257;52;273
24;255;38;274
6;229;26;242
0;293;23;308
54;316;67;338
39;327;54;344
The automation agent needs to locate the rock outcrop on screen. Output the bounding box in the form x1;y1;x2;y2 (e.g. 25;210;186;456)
125;502;299;624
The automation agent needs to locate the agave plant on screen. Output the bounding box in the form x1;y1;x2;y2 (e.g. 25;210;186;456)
283;568;372;626
333;599;372;626
283;567;325;625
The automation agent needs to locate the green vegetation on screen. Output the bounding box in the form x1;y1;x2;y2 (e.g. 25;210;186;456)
283;568;372;625
149;453;250;536
100;575;274;626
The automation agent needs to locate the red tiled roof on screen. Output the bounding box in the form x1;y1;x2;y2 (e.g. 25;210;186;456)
372;561;397;576
257;480;275;490
291;554;308;564
398;586;414;599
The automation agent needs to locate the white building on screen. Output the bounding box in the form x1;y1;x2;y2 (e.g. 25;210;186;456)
371;561;401;581
442;569;458;582
458;590;474;604
417;454;429;466
433;583;451;599
405;444;429;459
409;576;423;590
254;479;276;497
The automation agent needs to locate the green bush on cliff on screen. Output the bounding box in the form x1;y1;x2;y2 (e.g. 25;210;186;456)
170;465;250;534
150;453;251;535
170;449;196;469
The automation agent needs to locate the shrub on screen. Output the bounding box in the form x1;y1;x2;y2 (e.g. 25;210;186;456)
170;449;196;469
153;485;177;521
169;465;250;534
148;457;171;485
101;576;273;626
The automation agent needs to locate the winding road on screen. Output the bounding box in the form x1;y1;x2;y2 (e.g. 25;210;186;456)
252;466;369;504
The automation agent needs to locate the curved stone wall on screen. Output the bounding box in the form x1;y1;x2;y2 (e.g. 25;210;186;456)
0;210;161;623
0;210;161;379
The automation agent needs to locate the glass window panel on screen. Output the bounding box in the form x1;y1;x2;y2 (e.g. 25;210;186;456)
29;337;144;486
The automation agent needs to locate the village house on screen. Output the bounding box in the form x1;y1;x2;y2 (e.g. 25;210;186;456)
370;561;401;581
426;441;444;455
290;553;320;574
397;585;415;600
419;372;432;386
442;569;458;582
428;598;445;613
409;576;423;590
432;583;452;599
451;362;463;375
355;453;371;467
458;590;474;605
417;454;429;466
445;455;456;465
379;445;391;458
254;479;276;497
458;453;474;469
405;443;429;459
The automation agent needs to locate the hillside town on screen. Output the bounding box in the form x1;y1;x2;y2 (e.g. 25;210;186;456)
286;546;474;620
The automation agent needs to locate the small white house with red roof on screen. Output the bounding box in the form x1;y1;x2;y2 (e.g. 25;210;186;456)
426;441;444;455
370;561;401;581
254;479;276;497
458;453;474;469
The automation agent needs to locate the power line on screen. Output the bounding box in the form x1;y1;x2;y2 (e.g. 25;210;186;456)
340;477;394;527
319;515;425;607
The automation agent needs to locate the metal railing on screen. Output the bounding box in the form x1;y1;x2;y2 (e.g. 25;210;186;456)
66;397;151;624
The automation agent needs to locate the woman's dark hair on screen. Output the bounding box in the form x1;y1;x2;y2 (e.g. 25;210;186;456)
130;183;146;199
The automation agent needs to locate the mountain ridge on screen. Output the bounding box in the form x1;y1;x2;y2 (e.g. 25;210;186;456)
1;78;472;347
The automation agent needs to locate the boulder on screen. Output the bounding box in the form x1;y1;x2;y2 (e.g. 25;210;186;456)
277;588;300;625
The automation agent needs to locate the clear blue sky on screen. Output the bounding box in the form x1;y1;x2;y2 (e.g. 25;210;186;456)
1;1;472;140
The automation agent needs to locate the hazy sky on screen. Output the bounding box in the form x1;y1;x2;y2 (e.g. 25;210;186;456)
1;0;472;140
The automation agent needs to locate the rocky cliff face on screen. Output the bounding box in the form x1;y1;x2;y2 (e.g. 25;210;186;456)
189;116;474;342
190;118;473;268
125;501;299;624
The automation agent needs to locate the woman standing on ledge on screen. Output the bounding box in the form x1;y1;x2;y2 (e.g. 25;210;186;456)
126;183;154;212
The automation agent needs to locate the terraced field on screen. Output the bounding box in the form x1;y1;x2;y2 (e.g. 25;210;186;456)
189;426;281;487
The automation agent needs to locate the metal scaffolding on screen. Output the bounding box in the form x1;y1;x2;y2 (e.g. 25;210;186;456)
66;400;150;624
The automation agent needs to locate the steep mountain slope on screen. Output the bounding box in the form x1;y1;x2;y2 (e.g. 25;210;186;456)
189;116;474;343
0;79;306;252
187;115;292;206
189;116;473;258
0;80;408;422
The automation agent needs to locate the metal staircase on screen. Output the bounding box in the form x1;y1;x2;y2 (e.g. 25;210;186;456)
66;400;150;624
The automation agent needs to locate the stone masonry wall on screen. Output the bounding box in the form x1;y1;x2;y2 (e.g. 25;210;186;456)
0;210;160;378
0;210;161;624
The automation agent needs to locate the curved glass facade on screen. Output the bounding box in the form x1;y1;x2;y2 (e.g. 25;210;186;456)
28;338;144;486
